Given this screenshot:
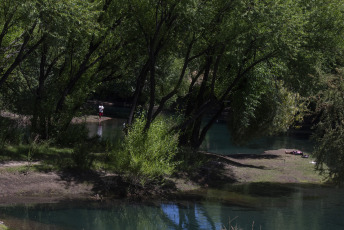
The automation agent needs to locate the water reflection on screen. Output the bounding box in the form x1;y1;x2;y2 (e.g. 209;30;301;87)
201;121;313;154
0;185;343;230
86;118;126;143
87;118;313;155
97;124;103;138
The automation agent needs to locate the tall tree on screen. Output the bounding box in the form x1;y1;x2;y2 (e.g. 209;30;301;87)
304;0;344;183
174;0;308;148
1;0;125;139
118;0;314;149
312;69;344;183
122;0;196;129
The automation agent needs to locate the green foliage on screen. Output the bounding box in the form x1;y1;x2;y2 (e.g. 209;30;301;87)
1;0;344;166
71;143;95;170
312;68;344;183
0;0;123;139
0;222;9;230
54;124;89;147
228;64;307;144
0;117;26;147
175;147;207;173
112;116;179;184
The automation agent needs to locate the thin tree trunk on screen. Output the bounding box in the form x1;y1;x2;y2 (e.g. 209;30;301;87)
145;45;156;131
128;60;150;125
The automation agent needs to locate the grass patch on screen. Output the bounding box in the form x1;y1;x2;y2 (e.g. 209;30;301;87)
0;224;9;230
0;145;29;161
227;151;325;184
1;142;117;173
0;165;29;173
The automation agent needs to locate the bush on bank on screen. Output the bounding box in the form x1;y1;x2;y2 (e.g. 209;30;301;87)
110;116;179;185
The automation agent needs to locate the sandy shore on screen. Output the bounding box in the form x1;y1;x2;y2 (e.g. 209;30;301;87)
72;115;114;123
0;111;114;125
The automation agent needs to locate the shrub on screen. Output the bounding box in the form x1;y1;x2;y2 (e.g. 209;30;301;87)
71;143;95;170
0;117;25;147
113;116;179;184
54;123;89;147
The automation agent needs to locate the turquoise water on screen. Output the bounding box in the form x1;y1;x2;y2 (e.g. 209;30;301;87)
1;184;343;230
0;117;341;230
88;118;313;155
201;121;313;154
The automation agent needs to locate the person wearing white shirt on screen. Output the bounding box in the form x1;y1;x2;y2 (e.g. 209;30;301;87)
98;103;104;122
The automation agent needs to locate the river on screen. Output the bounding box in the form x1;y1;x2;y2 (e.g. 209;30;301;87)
0;183;343;230
87;117;313;155
1;117;342;230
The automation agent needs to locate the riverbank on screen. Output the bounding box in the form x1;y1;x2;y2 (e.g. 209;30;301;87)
0;110;114;125
0;149;324;205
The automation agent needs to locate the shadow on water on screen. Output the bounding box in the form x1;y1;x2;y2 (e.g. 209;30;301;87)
178;182;298;209
226;182;297;197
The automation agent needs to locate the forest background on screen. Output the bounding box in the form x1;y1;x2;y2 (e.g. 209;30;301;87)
1;0;344;187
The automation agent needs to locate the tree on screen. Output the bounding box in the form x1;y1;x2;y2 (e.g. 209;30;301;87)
299;0;344;183
227;67;306;144
120;0;196;130
1;0;126;139
312;68;344;183
172;0;308;148
111;0;320;149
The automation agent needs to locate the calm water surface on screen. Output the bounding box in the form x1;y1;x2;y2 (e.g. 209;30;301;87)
0;184;343;230
88;118;313;155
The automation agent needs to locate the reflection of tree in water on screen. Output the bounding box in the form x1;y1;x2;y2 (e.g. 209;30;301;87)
160;202;219;230
73;202;221;229
2;190;343;230
0;201;225;229
203;124;313;154
175;203;201;229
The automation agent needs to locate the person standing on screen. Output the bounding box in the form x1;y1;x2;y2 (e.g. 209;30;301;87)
98;103;104;122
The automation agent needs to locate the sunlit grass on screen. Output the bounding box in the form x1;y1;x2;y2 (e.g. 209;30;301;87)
1;143;117;173
0;223;9;230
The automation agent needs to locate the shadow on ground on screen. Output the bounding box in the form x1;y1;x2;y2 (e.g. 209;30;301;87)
204;152;275;169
